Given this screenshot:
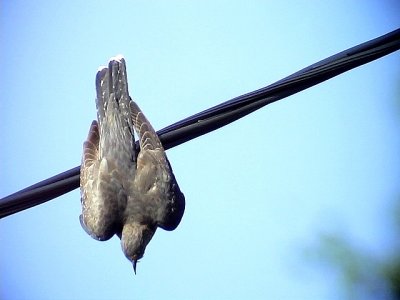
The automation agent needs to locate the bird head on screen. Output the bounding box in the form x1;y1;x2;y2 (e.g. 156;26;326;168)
121;222;156;274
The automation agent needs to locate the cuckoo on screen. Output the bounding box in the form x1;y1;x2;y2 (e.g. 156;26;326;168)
79;55;185;273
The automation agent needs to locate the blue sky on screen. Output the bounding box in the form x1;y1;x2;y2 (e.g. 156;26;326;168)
1;1;400;299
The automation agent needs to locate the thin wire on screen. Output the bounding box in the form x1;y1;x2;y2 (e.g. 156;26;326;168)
1;28;399;219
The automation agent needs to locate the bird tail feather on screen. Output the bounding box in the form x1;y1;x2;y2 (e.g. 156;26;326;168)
95;55;136;167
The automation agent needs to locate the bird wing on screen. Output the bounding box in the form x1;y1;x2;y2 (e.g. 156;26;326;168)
129;100;168;192
129;100;163;152
129;100;185;231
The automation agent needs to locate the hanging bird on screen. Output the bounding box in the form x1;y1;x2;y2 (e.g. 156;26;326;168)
80;55;185;273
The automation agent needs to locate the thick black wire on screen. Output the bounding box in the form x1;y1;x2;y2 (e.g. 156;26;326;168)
1;28;399;218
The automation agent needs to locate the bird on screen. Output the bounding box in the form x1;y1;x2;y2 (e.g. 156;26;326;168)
79;55;185;274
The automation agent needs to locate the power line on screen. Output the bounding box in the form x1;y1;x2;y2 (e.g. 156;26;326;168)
1;28;399;219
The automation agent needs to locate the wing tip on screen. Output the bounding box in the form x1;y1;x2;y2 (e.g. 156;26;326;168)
96;66;108;86
97;65;107;73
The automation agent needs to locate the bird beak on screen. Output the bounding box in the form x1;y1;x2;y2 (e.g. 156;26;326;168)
133;260;137;274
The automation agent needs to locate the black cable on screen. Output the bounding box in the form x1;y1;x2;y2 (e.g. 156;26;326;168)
1;28;399;219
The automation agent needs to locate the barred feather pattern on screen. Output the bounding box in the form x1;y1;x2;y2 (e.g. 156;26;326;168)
80;56;185;271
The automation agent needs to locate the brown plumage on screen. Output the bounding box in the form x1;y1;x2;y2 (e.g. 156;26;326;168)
80;56;185;273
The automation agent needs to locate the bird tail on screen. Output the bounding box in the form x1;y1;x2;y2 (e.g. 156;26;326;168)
95;55;136;167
